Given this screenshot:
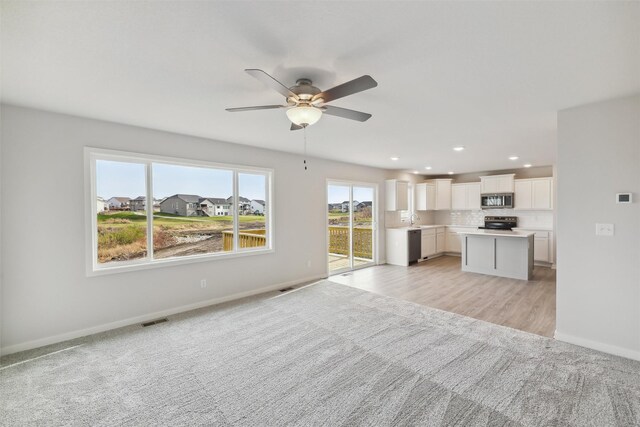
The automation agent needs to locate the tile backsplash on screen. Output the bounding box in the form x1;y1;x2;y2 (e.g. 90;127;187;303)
433;209;554;229
386;209;554;230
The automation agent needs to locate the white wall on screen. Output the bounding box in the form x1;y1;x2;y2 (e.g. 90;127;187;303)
556;94;640;360
0;105;394;355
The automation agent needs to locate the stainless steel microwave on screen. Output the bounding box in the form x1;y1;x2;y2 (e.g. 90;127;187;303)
480;193;514;209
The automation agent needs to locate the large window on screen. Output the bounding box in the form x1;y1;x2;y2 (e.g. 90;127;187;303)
87;148;272;274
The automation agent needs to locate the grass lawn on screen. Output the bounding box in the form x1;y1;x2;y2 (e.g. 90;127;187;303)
97;211;266;263
98;212;265;227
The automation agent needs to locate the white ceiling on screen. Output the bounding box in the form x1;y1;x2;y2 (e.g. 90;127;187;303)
2;1;639;174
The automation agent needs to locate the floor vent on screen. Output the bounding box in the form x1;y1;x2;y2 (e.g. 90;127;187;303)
142;318;168;327
341;272;352;277
279;287;294;293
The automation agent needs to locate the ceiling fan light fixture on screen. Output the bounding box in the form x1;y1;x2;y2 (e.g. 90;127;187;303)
286;106;323;127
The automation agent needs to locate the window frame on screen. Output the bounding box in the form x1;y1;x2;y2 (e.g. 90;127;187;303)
85;147;274;276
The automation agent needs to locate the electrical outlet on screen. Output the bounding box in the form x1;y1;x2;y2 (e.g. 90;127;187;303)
200;279;207;288
306;260;311;267
595;223;614;236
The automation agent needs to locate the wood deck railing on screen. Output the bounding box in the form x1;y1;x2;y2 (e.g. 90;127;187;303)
222;229;267;251
328;226;372;259
222;226;371;259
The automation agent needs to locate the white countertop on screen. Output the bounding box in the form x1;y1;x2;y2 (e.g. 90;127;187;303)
387;224;479;230
457;230;535;238
512;227;553;232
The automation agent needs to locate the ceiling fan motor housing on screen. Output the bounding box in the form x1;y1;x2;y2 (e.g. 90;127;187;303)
290;79;321;103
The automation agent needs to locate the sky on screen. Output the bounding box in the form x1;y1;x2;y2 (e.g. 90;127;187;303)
96;160;266;200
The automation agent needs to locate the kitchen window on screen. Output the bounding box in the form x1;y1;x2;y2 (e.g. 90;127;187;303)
85;148;273;275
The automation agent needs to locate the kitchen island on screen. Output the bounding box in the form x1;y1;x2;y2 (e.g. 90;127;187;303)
458;230;534;280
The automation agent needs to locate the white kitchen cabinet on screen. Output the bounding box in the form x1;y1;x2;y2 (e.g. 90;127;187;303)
436;229;445;253
516;229;553;263
421;229;437;258
467;183;481;210
446;231;462;253
434;179;452;210
385;179;409;211
451;183;481;210
533;179;553;209
534;236;549;262
514;180;532;209
415;182;436;211
451;184;466;210
514;178;553;210
480;174;515;194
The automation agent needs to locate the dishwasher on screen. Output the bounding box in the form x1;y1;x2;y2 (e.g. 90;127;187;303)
408;229;422;264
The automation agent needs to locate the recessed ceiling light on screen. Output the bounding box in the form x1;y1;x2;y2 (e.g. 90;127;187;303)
413;170;419;174
390;157;399;161
509;156;519;161
453;146;465;152
424;166;432;170
523;163;532;168
448;171;454;175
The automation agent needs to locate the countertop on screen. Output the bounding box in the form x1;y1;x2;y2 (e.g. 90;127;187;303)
457;230;535;238
387;224;479;231
512;227;553;232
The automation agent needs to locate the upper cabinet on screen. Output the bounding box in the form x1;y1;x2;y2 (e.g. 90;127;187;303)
416;179;451;210
451;182;481;210
480;174;515;194
514;177;553;210
385;179;409;211
415;182;436;211
434;179;452;210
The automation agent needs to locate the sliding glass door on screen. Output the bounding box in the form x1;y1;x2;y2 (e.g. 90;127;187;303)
327;182;376;274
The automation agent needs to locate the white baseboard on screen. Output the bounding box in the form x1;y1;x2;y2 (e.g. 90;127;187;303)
554;330;640;362
1;274;325;357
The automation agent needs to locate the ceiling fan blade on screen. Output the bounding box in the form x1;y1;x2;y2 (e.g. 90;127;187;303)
322;105;372;122
245;69;298;100
313;75;377;103
226;105;286;112
290;123;304;131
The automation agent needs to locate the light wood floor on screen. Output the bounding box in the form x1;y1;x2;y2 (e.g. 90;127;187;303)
328;255;556;337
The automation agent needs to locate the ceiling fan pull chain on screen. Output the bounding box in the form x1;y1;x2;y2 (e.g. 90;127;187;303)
303;125;308;171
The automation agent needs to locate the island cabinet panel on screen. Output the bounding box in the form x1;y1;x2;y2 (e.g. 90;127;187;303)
495;238;529;277
460;232;534;280
463;236;495;270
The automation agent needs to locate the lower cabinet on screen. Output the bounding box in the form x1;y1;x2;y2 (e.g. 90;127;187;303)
419;226;476;260
516;229;554;264
421;229;437;258
436;231;445;253
420;227;446;259
446;232;462;253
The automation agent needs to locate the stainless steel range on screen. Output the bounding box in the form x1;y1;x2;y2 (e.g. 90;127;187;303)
479;216;517;231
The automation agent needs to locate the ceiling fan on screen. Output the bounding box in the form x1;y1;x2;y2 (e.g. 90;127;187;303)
226;69;377;130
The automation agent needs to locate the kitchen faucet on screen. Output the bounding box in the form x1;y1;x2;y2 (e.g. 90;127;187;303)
410;213;420;226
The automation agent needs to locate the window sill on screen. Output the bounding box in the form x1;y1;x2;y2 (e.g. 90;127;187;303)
87;247;274;277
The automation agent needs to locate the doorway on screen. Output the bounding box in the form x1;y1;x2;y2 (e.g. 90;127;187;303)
327;182;377;274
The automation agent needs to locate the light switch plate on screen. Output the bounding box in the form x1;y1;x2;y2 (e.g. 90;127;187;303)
596;223;614;236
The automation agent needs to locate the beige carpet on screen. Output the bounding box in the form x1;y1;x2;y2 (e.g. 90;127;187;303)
1;280;639;426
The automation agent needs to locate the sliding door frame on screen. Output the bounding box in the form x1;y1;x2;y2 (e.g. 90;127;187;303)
326;179;378;276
